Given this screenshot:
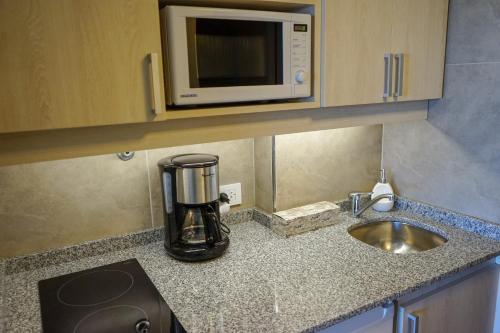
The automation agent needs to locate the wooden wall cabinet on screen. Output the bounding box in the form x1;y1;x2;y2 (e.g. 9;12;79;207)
322;0;449;107
0;0;430;166
0;0;165;134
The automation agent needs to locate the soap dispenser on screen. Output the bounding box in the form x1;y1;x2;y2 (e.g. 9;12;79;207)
371;169;394;212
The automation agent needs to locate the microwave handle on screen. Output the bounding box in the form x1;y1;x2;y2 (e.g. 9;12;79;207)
149;53;164;115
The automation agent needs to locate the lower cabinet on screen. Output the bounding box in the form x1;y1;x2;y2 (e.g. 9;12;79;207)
322;259;500;333
396;261;500;333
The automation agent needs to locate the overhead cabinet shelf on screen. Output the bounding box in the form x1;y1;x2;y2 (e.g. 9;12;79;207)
157;0;321;120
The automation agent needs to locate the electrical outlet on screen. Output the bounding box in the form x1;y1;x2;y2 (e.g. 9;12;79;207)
219;183;242;206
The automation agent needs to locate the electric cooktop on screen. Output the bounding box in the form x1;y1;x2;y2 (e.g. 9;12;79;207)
38;258;186;333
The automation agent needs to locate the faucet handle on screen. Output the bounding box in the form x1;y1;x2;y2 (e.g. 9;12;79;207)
349;192;373;216
349;192;373;199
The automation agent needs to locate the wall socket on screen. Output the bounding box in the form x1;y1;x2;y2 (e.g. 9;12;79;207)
219;183;242;206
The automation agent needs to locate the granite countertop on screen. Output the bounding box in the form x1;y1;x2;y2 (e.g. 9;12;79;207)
2;204;500;333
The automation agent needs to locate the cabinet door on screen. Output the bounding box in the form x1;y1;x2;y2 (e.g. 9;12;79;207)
323;0;394;107
398;264;499;333
390;0;448;101
0;0;164;133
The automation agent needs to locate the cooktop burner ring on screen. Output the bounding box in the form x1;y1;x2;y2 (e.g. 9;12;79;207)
72;304;149;333
56;269;134;307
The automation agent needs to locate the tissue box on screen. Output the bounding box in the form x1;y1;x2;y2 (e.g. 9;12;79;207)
272;201;340;237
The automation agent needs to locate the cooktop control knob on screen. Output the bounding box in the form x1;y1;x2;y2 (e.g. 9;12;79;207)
295;70;306;84
135;319;151;333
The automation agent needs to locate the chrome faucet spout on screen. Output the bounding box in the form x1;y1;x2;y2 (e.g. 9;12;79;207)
349;192;395;217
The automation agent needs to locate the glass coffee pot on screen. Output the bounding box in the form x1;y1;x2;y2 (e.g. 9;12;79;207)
181;206;221;246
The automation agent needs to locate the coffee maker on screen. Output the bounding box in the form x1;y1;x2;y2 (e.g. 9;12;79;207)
158;154;230;261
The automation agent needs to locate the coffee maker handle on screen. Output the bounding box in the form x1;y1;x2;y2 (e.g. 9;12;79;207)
206;205;230;236
203;211;218;246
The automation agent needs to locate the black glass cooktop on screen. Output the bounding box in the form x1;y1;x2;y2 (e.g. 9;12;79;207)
38;258;186;333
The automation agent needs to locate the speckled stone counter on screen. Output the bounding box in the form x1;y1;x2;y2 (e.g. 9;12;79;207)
2;203;500;333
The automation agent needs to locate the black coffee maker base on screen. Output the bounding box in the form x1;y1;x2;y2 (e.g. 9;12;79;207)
165;238;230;262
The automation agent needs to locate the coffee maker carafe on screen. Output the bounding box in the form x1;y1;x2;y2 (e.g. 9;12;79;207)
158;154;230;261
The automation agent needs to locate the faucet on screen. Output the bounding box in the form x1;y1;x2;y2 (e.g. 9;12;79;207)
349;192;395;217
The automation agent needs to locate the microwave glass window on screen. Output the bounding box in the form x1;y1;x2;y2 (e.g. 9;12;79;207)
186;18;284;88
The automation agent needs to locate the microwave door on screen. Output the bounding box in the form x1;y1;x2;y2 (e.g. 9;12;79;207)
171;17;292;105
186;18;284;88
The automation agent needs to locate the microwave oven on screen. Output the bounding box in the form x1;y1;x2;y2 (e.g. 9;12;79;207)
160;6;311;106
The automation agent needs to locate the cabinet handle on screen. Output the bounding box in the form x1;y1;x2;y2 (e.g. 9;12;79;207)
394;53;404;97
383;53;393;98
149;53;163;115
397;305;420;333
407;312;419;333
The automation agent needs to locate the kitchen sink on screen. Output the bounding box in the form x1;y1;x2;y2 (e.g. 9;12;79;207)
348;220;447;254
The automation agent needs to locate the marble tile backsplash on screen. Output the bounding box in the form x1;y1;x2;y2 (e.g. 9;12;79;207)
0;139;256;258
1;124;385;258
0;153;152;258
254;136;274;213
445;0;500;64
383;0;500;224
275;126;382;211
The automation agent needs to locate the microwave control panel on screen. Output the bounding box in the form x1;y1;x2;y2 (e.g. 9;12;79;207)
290;15;311;98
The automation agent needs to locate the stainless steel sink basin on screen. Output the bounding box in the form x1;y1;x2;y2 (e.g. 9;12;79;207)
348;220;447;254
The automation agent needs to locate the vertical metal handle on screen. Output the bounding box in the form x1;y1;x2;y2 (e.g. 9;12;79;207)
394;53;404;97
397;305;420;333
383;53;393;98
396;305;405;333
408;312;419;333
149;53;163;115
